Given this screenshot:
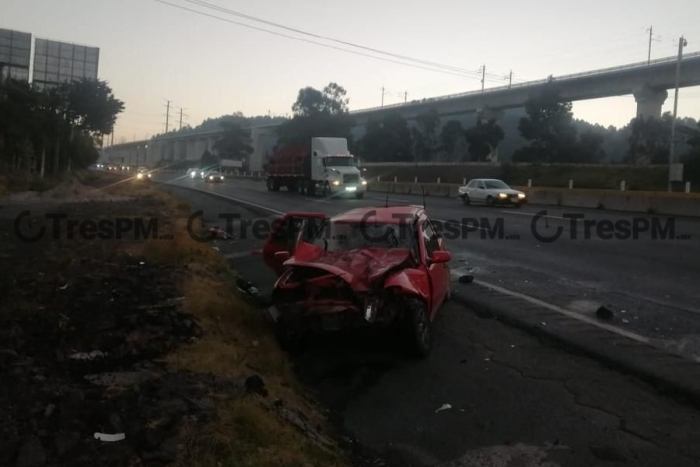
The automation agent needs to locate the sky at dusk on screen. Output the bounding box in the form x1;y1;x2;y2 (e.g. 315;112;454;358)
3;0;700;143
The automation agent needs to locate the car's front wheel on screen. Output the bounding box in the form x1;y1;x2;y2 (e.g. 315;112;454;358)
461;195;470;205
404;298;432;358
486;195;494;206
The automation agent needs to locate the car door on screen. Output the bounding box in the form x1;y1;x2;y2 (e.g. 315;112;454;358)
420;216;450;317
470;180;484;202
262;212;326;275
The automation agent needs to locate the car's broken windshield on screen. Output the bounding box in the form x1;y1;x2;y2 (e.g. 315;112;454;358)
310;221;414;252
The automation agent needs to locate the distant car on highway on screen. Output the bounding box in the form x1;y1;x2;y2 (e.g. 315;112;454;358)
261;205;451;357
204;170;225;183
135;167;151;181
457;179;526;206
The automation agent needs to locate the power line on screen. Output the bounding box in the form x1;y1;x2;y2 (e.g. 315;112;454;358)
182;0;510;80
151;0;510;83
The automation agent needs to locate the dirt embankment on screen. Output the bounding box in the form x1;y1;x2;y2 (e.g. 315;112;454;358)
0;175;347;467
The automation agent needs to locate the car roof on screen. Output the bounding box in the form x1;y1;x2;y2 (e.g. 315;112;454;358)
471;178;505;182
331;205;425;224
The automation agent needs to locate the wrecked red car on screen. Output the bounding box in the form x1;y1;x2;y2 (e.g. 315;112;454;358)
261;206;452;357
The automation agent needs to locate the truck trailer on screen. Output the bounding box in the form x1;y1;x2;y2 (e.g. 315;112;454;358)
264;137;366;199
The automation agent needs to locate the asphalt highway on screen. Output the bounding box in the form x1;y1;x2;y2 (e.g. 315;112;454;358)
156;181;700;467
158;174;700;362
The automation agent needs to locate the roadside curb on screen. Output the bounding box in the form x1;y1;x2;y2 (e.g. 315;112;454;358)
451;282;700;408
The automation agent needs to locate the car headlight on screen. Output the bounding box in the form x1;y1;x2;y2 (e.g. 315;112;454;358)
332;180;340;186
200;172;204;176
209;176;214;180
220;176;224;180
137;173;143;179
518;193;525;199
498;193;508;199
147;173;152;178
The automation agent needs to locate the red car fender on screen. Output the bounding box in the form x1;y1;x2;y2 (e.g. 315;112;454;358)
383;268;431;303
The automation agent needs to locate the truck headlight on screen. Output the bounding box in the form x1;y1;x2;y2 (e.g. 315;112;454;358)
332;180;340;186
220;176;224;180
361;179;367;185
137;173;143;179
498;193;508;199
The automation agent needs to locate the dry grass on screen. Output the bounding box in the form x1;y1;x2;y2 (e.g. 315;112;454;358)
104;176;348;467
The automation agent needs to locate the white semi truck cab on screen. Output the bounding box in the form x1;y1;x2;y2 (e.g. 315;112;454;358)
310;138;366;198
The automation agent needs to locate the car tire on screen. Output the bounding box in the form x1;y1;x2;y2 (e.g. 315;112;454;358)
266;178;273;191
323;182;331;197
462;195;470;205
486;195;494;206
404;298;432;358
515;203;522;208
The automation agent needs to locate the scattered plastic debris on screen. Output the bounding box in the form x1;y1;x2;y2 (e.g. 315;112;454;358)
621;310;627;314
212;246;220;252
208;226;235;240
622;319;630;324
58;283;69;290
596;306;613;320
94;432;125;442
540;322;547;326
68;350;108;361
435;404;452;413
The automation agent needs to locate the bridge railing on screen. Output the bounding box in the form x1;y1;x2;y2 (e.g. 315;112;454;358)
352;51;700;115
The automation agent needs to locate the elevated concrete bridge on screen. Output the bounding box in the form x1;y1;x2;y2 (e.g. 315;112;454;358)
103;52;700;170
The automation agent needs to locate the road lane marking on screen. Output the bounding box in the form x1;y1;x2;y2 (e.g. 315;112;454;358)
471;278;651;344
305;198;332;204
502;210;569;221
164;183;284;216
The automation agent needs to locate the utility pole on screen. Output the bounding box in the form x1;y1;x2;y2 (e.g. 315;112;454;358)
646;26;654;65
669;35;687;192
404;91;407;104
381;86;385;107
480;65;486;92
507;70;513;89
164;100;171;133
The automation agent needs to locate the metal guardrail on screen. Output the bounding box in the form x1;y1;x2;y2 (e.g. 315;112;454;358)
352;51;700;114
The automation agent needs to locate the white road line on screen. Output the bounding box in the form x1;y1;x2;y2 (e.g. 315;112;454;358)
473;278;651;344
503;210;568;221
305;198;332;204
167;184;284;216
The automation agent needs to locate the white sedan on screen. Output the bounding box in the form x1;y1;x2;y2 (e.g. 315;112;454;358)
457;179;526;207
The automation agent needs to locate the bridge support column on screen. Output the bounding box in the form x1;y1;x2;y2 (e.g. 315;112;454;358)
633;87;668;119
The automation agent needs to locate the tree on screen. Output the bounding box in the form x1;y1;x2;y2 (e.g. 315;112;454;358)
0;78;123;176
576;130;606;163
200;149;218;168
65;79;124;135
278;82;354;146
464;119;505;162
360;112;412;162
626;114;671;165
513;86;577;163
212;121;253;161
412;107;440;161
440;120;466;161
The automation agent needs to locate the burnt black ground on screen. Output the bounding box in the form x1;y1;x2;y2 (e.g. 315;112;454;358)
0;194;244;467
160;182;700;467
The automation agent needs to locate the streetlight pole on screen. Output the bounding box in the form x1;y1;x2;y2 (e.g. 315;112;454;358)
669;35;687;192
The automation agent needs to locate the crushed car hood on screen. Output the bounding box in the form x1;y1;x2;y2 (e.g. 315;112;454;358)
286;242;412;288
